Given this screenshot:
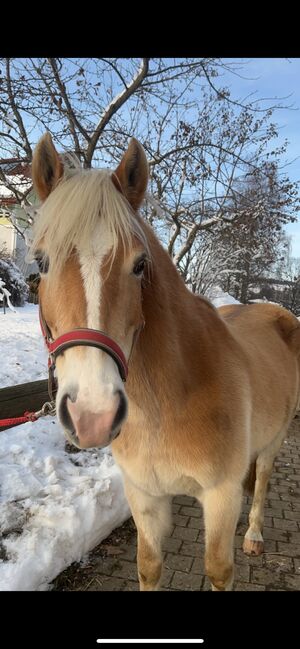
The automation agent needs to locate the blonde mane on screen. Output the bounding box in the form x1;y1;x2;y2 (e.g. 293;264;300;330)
30;168;148;277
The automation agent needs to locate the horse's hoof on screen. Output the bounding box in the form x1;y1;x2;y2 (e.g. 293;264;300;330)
242;538;264;555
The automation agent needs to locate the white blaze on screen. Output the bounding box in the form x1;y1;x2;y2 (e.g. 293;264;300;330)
56;225;125;414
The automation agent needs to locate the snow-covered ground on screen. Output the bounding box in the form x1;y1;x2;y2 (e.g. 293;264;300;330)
0;289;238;591
0;304;130;590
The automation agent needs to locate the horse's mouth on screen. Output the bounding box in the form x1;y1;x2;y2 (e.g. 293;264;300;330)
64;426;122;450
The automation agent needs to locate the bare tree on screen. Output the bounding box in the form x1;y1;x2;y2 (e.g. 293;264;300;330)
0;57;298;282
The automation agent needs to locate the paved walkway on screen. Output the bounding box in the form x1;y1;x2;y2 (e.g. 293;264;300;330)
52;419;300;591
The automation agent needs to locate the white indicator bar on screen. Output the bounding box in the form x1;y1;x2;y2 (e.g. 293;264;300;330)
97;641;204;644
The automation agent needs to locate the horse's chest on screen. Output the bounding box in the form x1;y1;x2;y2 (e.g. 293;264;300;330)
118;452;201;498
112;404;202;497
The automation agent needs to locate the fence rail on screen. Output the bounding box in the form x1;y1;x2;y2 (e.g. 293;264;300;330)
0;379;49;430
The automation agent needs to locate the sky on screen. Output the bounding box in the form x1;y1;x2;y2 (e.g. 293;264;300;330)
219;58;300;256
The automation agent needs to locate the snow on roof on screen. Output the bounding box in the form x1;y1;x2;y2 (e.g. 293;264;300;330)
0;174;32;201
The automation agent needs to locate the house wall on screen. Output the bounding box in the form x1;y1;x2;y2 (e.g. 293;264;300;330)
0;218;16;255
0;217;38;277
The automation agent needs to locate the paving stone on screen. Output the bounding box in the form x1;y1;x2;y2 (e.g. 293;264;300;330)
277;542;300;557
117;544;137;562
112;560;138;581
187;517;204;529
180;506;202;517
191;557;205;574
165;553;193;572
173;495;195;506
263;527;288;542
234;581;265;591
173;513;189;527
235;549;264;567
235;563;250;582
252;568;284;588
263;555;294;573
180;541;205;558
273;517;298;531
161;566;174;588
171;571;203;590
283;510;300;522
161;537;182;553
172;526;198;542
283;573;300;589
87;576;128;591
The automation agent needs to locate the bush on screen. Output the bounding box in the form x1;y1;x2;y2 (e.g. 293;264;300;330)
27;273;40;304
0;253;29;306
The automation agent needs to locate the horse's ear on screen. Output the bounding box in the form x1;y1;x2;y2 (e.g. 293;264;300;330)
113;138;148;210
31;133;63;201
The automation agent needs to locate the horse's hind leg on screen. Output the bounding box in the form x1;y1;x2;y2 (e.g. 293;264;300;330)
124;478;172;591
243;433;285;556
202;480;243;591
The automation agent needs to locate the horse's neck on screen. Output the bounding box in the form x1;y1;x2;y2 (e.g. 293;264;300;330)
128;226;221;405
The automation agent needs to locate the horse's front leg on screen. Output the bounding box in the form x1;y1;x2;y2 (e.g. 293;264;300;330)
202;480;243;591
124;477;172;591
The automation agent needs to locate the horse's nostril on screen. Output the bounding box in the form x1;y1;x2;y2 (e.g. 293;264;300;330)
59;393;75;433
112;390;128;431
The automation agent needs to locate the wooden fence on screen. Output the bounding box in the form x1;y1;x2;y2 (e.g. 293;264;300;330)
0;378;49;430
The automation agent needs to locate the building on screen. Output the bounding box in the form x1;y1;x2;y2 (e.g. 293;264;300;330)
0;160;38;276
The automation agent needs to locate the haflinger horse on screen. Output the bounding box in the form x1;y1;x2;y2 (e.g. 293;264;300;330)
31;133;300;591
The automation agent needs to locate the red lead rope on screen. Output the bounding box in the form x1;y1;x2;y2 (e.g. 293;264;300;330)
0;411;38;428
0;402;56;429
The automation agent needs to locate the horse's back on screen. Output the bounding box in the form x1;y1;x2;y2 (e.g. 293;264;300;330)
219;302;300;356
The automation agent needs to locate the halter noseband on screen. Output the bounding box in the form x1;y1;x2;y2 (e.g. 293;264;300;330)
39;308;128;400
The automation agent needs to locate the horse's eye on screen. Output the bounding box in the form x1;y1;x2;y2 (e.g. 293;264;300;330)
133;257;146;277
35;251;49;274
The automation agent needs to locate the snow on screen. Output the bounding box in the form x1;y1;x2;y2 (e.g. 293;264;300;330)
0;288;238;591
0;304;47;387
0;276;15;312
0;174;31;199
0;304;130;591
207;286;240;308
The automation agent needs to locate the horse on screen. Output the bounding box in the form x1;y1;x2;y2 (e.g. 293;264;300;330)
30;133;300;591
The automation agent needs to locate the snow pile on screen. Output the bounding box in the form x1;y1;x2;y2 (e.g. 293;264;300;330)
0;423;129;590
0;304;130;591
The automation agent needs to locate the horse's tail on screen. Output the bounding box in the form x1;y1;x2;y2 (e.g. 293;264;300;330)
243;460;256;495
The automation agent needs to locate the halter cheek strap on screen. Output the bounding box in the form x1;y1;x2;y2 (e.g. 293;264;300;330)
39;308;129;399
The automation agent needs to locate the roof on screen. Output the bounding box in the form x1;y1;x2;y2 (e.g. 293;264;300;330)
0;159;31;177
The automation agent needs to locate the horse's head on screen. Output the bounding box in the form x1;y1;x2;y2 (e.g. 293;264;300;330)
31;133;149;449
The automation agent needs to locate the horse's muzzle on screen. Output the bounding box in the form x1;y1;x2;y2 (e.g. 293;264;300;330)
59;390;127;449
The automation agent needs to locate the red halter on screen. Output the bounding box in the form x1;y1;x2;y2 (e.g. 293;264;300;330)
39;308;128;400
